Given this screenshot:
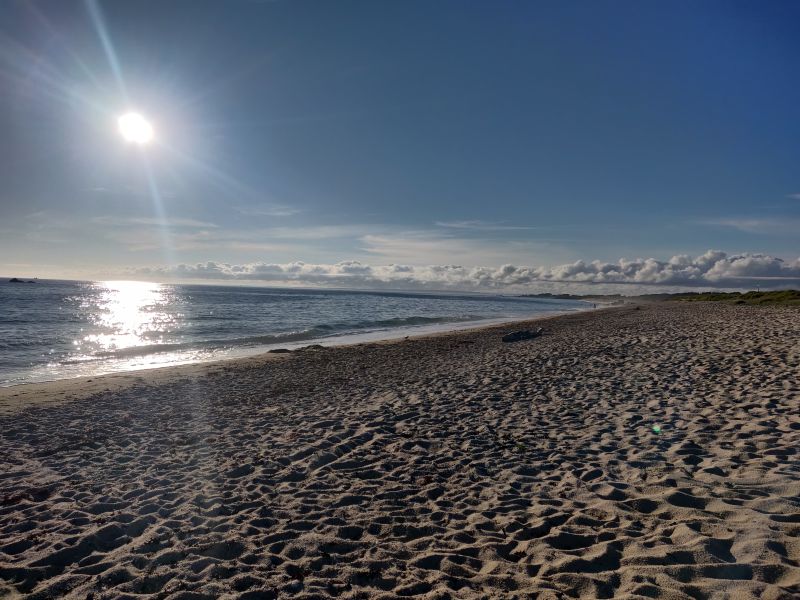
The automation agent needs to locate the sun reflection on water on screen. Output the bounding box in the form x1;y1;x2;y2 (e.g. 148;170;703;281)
81;281;177;352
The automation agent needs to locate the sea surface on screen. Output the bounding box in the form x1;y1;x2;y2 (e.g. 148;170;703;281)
0;279;588;386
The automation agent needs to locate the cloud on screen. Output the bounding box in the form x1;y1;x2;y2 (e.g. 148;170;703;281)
234;204;303;218
265;225;376;240
359;231;562;266
703;217;800;235
131;250;800;291
435;220;538;231
88;186;179;200
95;222;376;253
92;216;219;229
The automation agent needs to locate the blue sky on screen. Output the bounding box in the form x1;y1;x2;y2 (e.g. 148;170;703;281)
0;1;798;289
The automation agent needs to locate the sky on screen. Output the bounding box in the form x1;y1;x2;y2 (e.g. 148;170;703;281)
0;0;798;291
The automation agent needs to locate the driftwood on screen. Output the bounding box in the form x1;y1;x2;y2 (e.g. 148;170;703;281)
502;327;543;343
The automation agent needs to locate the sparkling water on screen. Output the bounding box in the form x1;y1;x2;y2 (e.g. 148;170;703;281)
0;279;587;386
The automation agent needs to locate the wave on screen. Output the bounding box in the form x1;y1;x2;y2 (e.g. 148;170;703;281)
60;313;492;363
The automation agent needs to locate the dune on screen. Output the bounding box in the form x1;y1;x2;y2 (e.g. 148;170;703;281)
0;302;798;599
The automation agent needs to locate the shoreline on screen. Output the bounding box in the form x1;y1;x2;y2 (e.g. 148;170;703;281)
0;280;593;390
0;304;605;413
1;301;798;599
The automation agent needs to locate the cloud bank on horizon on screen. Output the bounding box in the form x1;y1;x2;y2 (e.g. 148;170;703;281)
133;250;800;292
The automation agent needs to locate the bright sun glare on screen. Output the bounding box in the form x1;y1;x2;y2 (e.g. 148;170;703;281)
118;112;154;145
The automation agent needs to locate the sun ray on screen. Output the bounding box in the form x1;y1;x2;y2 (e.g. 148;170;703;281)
85;0;127;101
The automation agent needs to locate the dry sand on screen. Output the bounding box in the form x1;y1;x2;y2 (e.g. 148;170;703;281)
1;302;799;599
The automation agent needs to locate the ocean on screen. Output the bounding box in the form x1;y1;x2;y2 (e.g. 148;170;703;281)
0;279;587;386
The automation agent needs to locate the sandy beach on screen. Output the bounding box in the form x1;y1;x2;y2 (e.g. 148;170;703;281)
1;302;798;599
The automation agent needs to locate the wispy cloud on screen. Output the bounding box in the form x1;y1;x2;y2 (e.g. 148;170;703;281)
435;220;539;231
359;231;561;266
234;204;304;218
97;223;382;253
264;225;378;240
17;211;80;244
703;217;800;235
88;186;179;200
131;250;800;291
88;220;566;264
92;216;219;229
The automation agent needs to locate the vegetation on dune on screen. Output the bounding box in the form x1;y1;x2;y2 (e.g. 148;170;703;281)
522;290;800;305
675;290;800;306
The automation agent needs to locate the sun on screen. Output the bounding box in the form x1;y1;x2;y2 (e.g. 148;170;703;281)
118;112;154;145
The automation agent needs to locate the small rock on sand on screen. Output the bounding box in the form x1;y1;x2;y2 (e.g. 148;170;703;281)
502;328;543;343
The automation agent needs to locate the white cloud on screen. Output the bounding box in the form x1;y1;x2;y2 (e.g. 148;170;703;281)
131;250;800;291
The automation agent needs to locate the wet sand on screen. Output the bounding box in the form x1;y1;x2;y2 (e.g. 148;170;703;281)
1;302;798;599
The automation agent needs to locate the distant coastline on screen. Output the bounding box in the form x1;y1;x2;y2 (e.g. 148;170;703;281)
520;289;800;305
